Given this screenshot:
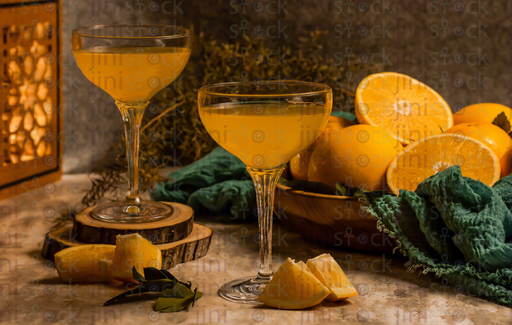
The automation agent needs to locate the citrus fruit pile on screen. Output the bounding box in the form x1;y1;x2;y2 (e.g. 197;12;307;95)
258;254;358;309
290;72;512;195
54;233;161;284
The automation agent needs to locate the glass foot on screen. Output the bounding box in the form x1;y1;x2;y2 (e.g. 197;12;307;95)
91;201;174;223
219;275;272;304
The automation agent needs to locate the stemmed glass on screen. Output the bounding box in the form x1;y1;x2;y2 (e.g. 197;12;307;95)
72;25;191;223
198;81;332;303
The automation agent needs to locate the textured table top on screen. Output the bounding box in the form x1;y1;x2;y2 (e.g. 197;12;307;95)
1;174;510;324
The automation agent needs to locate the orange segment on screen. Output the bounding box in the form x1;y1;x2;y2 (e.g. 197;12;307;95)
306;253;358;302
445;123;512;159
258;258;331;309
112;233;162;283
54;245;115;284
355;72;453;145
387;133;500;195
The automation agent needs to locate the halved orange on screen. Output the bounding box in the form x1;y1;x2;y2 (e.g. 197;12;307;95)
387;133;500;195
355;72;453;145
257;258;331;309
306;253;358;302
55;245;115;283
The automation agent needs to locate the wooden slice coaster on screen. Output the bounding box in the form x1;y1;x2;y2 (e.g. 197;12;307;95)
73;203;194;245
41;223;213;269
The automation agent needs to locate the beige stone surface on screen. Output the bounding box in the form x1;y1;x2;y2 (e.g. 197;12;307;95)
0;174;511;324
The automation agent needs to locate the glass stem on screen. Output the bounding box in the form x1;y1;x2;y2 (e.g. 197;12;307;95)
116;101;147;212
247;165;285;280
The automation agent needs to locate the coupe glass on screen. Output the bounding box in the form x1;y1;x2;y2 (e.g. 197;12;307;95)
72;25;191;223
198;81;332;303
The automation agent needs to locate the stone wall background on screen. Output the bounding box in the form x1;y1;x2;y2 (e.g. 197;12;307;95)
59;0;508;173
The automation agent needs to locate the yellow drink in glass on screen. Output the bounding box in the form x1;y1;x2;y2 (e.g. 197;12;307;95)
199;102;330;169
74;47;191;103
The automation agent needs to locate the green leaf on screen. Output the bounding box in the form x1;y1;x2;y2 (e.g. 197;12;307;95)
161;282;193;299
132;266;146;283
155;293;202;313
492;112;511;133
103;280;177;306
103;267;202;313
330;110;358;122
154;283;203;313
278;177;289;185
143;267;175;281
335;182;357;196
143;267;193;289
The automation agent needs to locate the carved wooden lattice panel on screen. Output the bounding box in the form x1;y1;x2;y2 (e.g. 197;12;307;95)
0;2;59;188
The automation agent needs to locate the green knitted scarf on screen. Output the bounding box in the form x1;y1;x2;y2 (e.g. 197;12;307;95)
357;166;512;306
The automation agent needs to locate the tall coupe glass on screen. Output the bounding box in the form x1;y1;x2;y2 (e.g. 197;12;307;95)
72;25;191;223
198;81;332;303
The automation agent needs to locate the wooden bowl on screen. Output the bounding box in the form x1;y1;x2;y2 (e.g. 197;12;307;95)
274;183;395;253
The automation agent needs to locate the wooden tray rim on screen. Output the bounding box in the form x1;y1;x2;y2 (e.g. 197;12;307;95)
276;183;358;201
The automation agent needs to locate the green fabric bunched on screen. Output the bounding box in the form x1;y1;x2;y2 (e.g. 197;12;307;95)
150;147;258;220
357;166;512;307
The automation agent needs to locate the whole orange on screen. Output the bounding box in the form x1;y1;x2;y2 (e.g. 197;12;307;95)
289;116;353;181
453;103;512;125
501;146;512;177
308;124;403;191
444;123;511;159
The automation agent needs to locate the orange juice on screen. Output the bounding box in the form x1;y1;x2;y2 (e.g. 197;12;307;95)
73;47;190;103
199;102;330;169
